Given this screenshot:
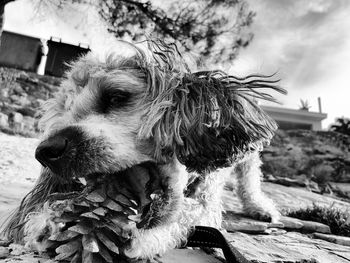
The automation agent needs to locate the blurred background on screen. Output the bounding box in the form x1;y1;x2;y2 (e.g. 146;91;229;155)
1;0;350;131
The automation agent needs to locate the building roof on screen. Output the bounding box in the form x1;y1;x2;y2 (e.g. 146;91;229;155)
261;105;328;121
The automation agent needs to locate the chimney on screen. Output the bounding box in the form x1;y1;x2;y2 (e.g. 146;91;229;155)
318;97;322;113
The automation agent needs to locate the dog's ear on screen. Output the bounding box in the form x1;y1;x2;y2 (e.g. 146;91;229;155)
137;40;287;173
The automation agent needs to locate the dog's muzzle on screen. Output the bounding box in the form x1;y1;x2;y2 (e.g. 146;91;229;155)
35;127;83;174
35;126;181;230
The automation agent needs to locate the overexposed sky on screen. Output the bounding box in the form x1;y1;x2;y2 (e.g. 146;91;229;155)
230;0;350;128
4;0;350;128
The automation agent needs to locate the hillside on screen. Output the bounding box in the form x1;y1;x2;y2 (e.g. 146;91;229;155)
0;66;60;136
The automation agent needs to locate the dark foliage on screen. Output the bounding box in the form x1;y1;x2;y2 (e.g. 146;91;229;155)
98;0;255;64
2;0;255;64
330;117;350;136
286;204;350;237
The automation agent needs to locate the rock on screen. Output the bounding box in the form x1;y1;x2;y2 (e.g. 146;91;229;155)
312;233;350;246
13;85;24;95
306;180;321;192
34;99;45;108
300;220;331;234
225;231;350;263
223;220;267;233
267;222;284;228
17;95;31;106
156;249;222;263
9;94;20;104
264;228;287;235
223;211;282;234
0;113;8;127
272;177;309;187
22;116;36;132
19;71;29;80
0;247;9;259
279;216;304;229
0;88;9;98
11;112;23;124
8;112;24;132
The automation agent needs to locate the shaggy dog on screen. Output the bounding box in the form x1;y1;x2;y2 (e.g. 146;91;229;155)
3;40;285;260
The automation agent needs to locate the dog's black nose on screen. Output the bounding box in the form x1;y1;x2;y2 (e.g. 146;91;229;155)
35;136;68;169
35;126;84;174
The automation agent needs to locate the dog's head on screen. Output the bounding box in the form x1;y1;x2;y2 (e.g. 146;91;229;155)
33;40;285;232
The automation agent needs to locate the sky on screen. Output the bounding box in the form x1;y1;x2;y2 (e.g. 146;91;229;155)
4;0;350;128
230;0;350;128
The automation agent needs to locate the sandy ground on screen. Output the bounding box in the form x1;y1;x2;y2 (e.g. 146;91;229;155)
0;133;41;225
0;133;40;185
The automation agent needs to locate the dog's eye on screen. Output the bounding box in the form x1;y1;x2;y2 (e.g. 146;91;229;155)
110;91;130;105
100;90;131;113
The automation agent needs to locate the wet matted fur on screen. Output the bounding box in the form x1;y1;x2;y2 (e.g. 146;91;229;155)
2;40;286;259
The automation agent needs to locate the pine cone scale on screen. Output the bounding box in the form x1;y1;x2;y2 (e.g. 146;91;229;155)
46;175;149;262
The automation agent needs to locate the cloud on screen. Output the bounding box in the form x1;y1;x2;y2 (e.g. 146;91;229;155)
240;0;350;79
231;0;350;126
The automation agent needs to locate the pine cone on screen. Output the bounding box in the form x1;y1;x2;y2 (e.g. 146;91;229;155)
46;176;145;263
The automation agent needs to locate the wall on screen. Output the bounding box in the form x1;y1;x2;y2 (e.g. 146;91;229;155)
262;105;327;131
0;31;43;73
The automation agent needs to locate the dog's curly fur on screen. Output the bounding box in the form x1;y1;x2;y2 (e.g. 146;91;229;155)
2;40;286;259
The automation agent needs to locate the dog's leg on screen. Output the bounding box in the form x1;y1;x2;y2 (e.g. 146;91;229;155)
124;162;228;259
235;151;280;222
123;158;189;259
185;169;228;228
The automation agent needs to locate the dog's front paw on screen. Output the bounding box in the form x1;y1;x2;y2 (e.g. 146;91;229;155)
245;207;280;223
243;198;280;223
